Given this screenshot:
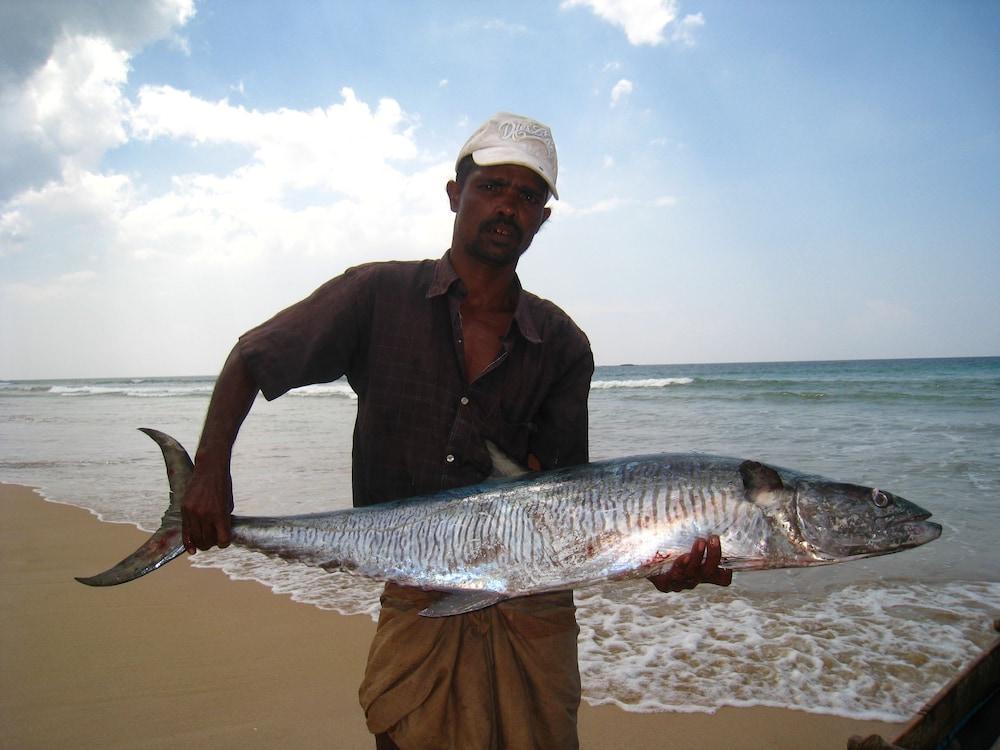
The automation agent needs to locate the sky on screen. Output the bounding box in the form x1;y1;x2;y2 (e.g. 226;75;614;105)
1;0;998;379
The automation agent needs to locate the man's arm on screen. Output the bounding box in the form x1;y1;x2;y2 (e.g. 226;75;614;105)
181;345;259;553
529;347;594;470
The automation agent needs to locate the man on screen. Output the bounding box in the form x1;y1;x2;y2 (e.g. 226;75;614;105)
181;112;731;749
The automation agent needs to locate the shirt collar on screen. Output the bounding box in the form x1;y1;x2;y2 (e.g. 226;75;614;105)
427;251;461;298
427;252;543;344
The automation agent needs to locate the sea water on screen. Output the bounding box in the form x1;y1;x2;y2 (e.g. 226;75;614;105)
2;357;998;721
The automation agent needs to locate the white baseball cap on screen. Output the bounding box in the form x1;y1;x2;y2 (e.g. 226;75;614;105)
456;112;559;200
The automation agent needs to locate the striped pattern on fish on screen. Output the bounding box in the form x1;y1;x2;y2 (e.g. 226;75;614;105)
76;429;941;617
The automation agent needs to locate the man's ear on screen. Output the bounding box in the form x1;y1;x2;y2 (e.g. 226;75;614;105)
540;206;552;227
446;180;461;213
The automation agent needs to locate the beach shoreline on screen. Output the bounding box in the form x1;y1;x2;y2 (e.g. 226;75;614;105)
1;482;906;749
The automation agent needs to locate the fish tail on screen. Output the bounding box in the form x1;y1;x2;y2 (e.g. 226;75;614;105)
75;428;191;586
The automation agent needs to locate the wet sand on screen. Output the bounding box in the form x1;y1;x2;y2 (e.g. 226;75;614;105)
0;483;904;748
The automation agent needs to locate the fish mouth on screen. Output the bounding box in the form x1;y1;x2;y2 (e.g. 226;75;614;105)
893;518;942;546
831;519;942;561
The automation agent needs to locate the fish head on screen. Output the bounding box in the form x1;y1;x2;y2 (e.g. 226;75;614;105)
791;479;942;562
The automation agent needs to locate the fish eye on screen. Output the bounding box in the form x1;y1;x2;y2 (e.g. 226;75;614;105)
872;489;891;508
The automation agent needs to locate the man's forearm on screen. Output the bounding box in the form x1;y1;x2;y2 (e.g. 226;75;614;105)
181;344;259;552
195;345;259;468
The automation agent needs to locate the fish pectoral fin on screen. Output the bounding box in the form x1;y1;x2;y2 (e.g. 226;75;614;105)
485;440;530;479
739;459;786;507
418;590;506;617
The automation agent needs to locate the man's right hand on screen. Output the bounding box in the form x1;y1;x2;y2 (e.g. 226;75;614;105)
181;465;235;553
179;344;259;554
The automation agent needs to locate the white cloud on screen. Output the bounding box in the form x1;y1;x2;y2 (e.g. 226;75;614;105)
1;78;456;375
0;0;467;376
563;0;701;47
671;13;705;46
1;168;133;260
610;78;633;107
129;86;423;202
28;36;130;156
0;0;195;200
1;35;131;201
0;0;194;86
3;81;454;278
603;155;615;168
653;195;677;207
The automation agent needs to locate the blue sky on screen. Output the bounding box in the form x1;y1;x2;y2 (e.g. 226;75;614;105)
1;0;997;378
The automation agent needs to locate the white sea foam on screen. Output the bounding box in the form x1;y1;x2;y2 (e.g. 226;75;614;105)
574;579;1000;720
188;547;382;619
592;378;694;389
27;380;356;399
287;382;358;399
47;383;215;398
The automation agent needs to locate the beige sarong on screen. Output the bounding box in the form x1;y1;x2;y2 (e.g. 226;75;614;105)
359;583;581;750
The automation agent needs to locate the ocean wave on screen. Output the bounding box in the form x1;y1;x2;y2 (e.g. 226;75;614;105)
0;382;54;394
2;379;360;400
47;383;215;398
592;378;694;390
287;382;358;399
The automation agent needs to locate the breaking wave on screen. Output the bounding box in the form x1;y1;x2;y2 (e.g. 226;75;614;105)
592;378;694;389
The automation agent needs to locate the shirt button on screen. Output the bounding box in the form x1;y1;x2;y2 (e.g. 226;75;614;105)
445;454;455;463
460;396;469;405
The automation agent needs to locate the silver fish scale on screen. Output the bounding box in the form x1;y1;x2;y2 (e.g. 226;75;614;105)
230;454;783;596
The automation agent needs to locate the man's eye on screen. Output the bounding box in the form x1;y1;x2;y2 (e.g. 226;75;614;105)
521;191;538;204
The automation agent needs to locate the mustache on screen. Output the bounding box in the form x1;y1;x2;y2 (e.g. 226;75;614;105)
480;218;523;242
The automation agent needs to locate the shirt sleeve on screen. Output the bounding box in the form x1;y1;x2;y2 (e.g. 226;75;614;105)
236;264;374;401
529;345;594;470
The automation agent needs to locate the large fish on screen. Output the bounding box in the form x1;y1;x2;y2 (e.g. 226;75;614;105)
77;428;941;616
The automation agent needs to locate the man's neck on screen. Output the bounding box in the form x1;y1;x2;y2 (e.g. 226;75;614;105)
448;249;518;312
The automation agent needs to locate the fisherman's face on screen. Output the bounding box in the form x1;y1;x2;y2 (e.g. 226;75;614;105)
446;163;552;268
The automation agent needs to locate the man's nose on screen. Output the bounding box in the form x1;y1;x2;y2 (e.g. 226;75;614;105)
495;188;517;216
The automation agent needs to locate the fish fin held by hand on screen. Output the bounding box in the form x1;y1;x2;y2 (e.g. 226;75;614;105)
418;590;506;617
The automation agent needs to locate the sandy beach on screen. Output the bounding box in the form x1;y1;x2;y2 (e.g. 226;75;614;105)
0;482;905;749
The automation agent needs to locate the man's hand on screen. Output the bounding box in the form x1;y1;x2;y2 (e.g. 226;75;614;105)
179;344;259;554
181;465;235;554
648;535;732;593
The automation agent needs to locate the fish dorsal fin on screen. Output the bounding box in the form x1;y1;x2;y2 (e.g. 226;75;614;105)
419;590;506;617
486;440;530;479
739;460;785;507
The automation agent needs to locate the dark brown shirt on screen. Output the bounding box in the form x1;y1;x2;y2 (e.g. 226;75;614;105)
237;253;593;507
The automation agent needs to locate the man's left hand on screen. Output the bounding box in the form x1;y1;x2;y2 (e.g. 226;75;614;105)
648;535;733;593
